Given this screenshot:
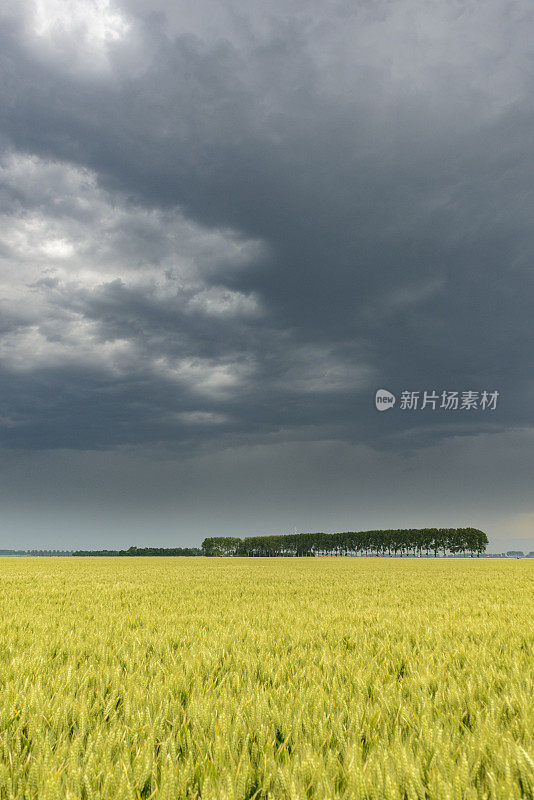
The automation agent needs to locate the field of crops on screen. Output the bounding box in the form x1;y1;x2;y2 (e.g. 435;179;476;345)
0;557;532;800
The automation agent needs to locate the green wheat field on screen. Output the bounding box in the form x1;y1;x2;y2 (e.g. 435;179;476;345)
0;558;532;800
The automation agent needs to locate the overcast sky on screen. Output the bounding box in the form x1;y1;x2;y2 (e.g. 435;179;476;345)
1;0;533;551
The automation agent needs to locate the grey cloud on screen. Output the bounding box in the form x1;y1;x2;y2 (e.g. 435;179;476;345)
0;0;533;545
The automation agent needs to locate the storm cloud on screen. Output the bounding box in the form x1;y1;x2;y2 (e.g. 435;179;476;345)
1;0;533;548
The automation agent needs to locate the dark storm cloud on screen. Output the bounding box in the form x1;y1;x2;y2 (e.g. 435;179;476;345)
0;0;533;461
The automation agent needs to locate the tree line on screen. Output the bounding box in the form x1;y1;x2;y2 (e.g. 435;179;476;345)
0;550;73;556
72;546;202;557
201;529;488;557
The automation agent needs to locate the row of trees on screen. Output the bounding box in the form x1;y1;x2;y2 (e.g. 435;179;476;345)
0;550;73;556
72;546;202;557
202;529;488;557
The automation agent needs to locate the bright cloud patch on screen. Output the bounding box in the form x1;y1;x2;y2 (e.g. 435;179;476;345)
153;356;254;399
27;0;130;73
0;322;136;374
186;287;260;318
171;411;229;426
0;153;264;388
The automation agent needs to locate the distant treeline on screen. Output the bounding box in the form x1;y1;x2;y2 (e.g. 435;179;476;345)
0;550;73;556
202;528;488;557
72;546;202;557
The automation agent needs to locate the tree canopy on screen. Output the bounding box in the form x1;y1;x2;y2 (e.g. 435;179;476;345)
202;529;488;557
